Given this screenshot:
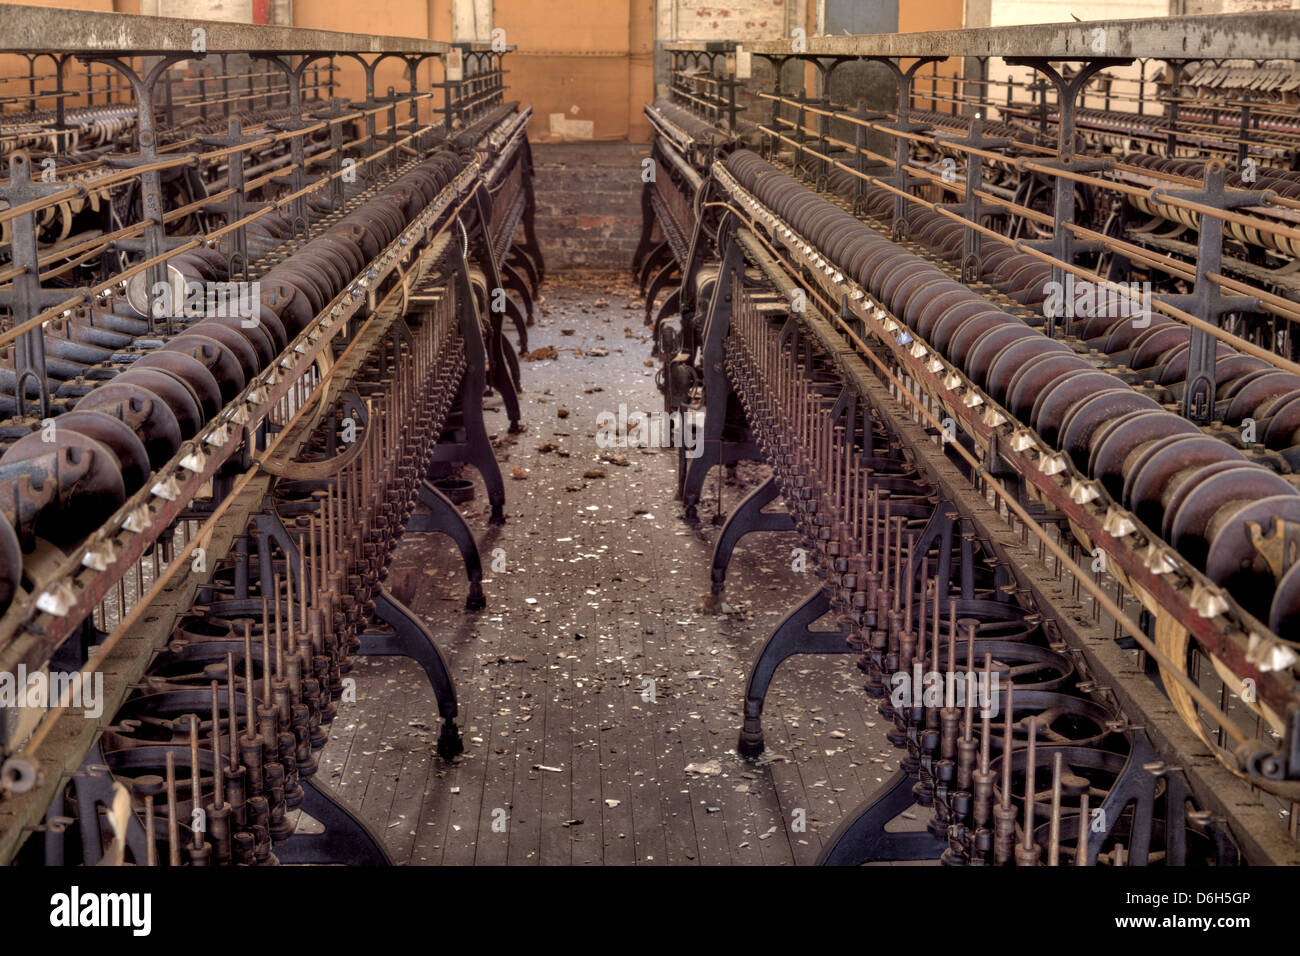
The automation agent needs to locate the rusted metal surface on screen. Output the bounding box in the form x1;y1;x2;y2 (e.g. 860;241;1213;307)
0;3;451;54
742;12;1300;61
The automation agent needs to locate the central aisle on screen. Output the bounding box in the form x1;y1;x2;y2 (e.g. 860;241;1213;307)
316;272;899;865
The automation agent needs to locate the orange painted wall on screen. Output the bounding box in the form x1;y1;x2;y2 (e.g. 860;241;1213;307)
1;0;127;115
293;0;435;122
626;0;655;141
898;0;964;32
802;0;966;110
494;0;653;142
900;0;964;111
290;0;656;141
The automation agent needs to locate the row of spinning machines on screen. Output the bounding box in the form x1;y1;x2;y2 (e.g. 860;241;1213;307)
636;14;1300;865
0;6;540;866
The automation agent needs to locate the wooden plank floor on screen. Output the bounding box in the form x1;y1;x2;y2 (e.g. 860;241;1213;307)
315;271;900;865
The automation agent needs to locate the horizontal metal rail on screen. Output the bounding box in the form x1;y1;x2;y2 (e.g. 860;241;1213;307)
740;12;1300;61
0;3;450;55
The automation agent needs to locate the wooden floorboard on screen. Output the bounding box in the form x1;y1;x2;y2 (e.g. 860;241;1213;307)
314;271;898;865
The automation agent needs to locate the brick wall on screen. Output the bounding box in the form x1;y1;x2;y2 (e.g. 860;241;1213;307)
529;142;650;271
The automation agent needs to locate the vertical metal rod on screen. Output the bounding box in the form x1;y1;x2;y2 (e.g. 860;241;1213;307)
188;714;202;850
1048;750;1063;866
226;650;239;768
165;751;179;866
1077;792;1091;866
210;681;224;807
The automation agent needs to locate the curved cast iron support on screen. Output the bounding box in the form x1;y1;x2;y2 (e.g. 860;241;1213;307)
469;183;529;357
815;733;1164;866
502;259;534;325
644;260;680;327
453;232;518;498
518;138;546;283
1085;731;1160;866
680;221;759;518
252;509;305;603
503;335;523;390
359;587;464;759
502;293;529;354
405;479;486;610
816;768;946;865
276;778;394;865
737;589;850;758
430;406;508;528
509;245;541;297
631;176;657;274
710;476;792;595
57;740;393;865
470;274;523;429
490;323;523;419
638;240;673;294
